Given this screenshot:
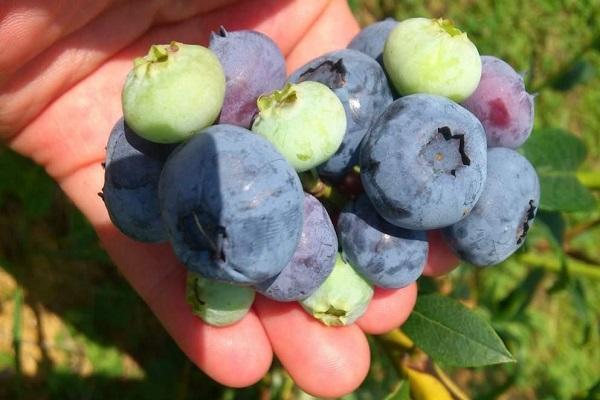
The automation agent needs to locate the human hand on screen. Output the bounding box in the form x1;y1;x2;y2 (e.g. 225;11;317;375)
0;0;458;396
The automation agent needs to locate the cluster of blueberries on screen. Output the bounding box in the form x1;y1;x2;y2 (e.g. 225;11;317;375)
102;17;540;327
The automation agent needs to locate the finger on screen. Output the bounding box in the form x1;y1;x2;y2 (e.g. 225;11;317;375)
0;0;237;83
3;0;328;144
7;0;329;178
0;0;241;111
60;162;273;387
422;230;461;277
0;0;112;84
356;284;417;335
196;0;329;55
285;0;360;72
1;0;165;137
254;296;370;398
356;283;417;335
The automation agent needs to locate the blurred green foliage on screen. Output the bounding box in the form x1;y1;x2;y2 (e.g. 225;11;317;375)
1;1;600;399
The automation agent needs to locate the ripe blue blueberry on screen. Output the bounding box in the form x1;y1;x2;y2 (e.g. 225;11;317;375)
360;94;488;230
443;148;540;266
347;18;398;67
289;49;393;180
338;195;428;288
102;118;175;242
209;27;286;128
159;124;304;285
255;193;337;301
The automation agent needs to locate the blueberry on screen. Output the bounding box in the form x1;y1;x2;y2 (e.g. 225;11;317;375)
209;27;286;128
251;82;346;172
462;56;535;149
338;195;428;288
255;193;337;301
102;118;175;242
442;148;540;266
186;271;255;326
288;49;393;181
347;18;398;67
360;94;487;230
122;42;225;143
159;124;304;285
300;254;373;326
383;18;481;102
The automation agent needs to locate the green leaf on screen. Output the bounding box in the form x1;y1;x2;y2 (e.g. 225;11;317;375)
547;253;570;294
384;380;410;400
577;171;600;191
495;268;546;321
537;210;569;293
521;129;597;212
402;294;515;367
521;128;587;171
569;279;593;345
347;0;360;12
11;288;23;344
550;60;596;91
536;210;566;246
12;288;23;375
538;174;597;212
0;147;56;218
0;351;13;369
344;336;403;400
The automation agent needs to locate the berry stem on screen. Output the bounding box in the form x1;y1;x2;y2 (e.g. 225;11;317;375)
299;171;349;210
518;253;600;280
431;362;470;400
150;44;169;62
565;217;600;242
436;18;463;37
374;335;409;379
256;83;297;114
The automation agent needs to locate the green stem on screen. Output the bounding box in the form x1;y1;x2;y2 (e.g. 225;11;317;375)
175;361;191;400
432;362;470;400
577;170;600;191
374;336;407;378
565;218;600;242
281;372;295;400
299;172;349;210
12;289;23;397
519;253;600;280
374;329;419;383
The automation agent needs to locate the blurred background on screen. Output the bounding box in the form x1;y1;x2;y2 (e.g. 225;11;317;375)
1;1;599;399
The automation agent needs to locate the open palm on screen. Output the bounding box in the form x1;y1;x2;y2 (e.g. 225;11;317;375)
0;1;453;396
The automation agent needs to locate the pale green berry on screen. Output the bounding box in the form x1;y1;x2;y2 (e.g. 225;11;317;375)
186;272;255;327
122;42;225;143
251;82;346;172
300;254;373;326
383;18;482;102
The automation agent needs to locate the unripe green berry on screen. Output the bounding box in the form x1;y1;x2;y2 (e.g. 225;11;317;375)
300;254;373;326
383;18;481;102
122;42;225;143
186;272;255;327
251;82;347;172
